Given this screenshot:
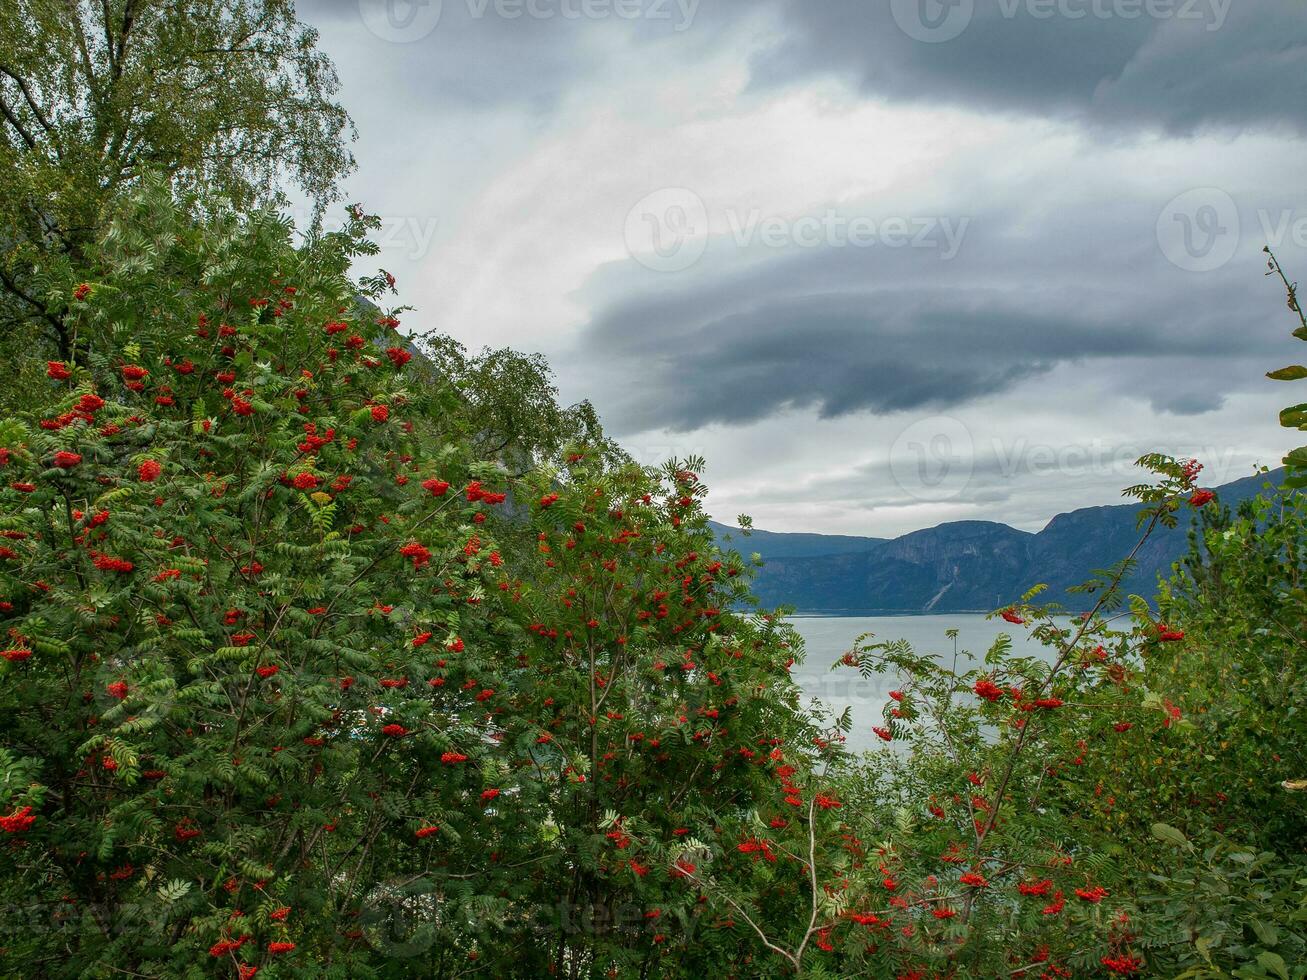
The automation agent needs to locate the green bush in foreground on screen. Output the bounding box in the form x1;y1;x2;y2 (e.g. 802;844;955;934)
0;187;844;978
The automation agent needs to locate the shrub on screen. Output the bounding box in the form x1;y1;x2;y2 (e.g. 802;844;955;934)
0;186;846;978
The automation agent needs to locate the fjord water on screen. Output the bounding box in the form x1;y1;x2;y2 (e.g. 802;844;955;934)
788;614;1054;753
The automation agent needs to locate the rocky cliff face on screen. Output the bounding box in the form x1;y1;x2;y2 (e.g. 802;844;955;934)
717;470;1284;613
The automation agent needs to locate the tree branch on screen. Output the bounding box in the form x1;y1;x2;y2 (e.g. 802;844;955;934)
0;90;37;149
0;263;70;358
0;63;57;144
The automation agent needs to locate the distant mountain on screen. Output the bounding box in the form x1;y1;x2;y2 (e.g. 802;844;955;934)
711;470;1286;614
705;525;888;560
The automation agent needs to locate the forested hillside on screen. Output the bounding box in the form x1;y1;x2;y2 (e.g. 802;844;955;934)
716;469;1284;612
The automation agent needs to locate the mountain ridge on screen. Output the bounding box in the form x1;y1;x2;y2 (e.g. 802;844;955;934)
711;469;1286;614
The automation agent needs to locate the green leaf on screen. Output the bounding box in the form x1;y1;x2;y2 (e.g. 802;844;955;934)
1267;365;1307;381
1252;919;1280;947
1151;822;1190;848
1257;952;1289;980
158;879;192;903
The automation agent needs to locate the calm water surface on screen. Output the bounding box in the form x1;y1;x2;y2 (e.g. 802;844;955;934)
788;614;1054;753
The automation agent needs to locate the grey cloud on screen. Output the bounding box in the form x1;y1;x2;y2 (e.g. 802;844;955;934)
566;198;1288;434
300;0;744;112
585;297;1095;430
300;0;1307;132
300;0;602;111
580;289;1250;433
1152;390;1226;415
750;0;1307;135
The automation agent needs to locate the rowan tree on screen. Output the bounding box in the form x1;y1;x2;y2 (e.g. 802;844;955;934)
0;0;354;409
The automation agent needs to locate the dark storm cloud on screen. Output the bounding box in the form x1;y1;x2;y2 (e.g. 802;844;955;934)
751;0;1307;135
583;294;1129;430
581;290;1238;432
570;199;1288;434
300;0;1307;131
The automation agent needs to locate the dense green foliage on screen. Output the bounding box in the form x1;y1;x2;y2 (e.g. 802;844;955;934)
0;187;846;977
827;470;1306;979
1157;488;1306;852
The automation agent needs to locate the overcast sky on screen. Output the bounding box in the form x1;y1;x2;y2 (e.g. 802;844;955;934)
298;0;1306;537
